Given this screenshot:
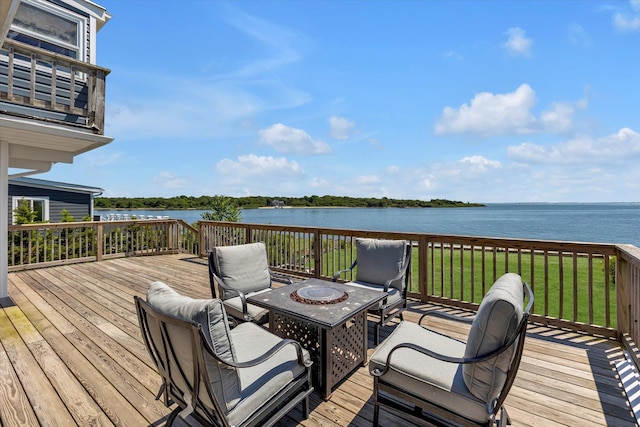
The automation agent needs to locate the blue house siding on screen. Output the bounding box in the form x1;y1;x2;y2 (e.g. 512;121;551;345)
7;178;103;223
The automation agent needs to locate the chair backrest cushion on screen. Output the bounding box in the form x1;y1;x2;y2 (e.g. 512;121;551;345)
355;238;408;290
211;242;271;294
146;281;241;412
463;273;524;402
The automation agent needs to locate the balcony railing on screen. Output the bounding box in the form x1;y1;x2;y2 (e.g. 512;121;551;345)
0;39;109;132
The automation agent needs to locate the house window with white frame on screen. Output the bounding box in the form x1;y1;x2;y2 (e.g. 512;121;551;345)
7;0;86;61
12;196;50;224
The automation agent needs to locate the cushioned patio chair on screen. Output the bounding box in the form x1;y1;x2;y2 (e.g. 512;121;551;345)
135;281;313;427
332;238;411;344
369;273;533;427
208;242;292;324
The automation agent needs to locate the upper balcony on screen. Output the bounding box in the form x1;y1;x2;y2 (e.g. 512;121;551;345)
0;38;110;134
0;0;113;176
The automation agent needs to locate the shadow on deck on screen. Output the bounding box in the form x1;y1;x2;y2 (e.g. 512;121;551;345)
0;254;636;426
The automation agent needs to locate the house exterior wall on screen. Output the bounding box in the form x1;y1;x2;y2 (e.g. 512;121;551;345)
8;183;92;223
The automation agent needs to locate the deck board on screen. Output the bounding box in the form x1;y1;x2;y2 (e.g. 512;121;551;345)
0;254;637;427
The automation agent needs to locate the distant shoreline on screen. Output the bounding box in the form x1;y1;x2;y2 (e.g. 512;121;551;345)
96;205;479;211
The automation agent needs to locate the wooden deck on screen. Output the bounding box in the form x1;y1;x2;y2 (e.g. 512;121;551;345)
0;254;636;427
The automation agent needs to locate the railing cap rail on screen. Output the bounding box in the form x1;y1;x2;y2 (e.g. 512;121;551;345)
3;39;112;75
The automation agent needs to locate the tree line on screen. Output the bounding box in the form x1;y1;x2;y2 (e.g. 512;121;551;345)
94;195;484;209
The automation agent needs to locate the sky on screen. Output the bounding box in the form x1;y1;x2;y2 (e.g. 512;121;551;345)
38;0;640;203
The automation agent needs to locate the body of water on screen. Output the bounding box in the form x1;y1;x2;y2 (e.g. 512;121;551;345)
96;203;640;247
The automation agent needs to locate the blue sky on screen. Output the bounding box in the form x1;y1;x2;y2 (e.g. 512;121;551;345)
40;0;640;202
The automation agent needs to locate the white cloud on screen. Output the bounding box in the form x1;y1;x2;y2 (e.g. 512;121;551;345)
222;7;306;78
329;116;356;140
614;13;640;31
216;154;303;177
443;50;463;60
568;23;590;46
435;84;587;136
504;27;533;57
309;177;330;188
614;1;640;31
459;155;502;172
153;171;189;189
355;175;380;185
435;84;537;136
259;123;332;154
507;128;640;164
539;102;577;134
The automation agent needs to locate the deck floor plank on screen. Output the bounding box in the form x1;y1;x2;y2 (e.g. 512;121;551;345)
0;335;39;426
0;305;77;427
16;269;168;406
1;254;637;426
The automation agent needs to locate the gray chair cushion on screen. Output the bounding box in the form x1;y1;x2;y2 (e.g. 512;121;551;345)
370;321;490;423
463;273;524;402
355;238;408;291
211;242;271;294
146;281;242;412
228;322;311;426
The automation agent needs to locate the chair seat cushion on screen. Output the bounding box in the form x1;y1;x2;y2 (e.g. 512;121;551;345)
228;322;311;426
223;288;271;324
344;281;401;310
370;321;489;424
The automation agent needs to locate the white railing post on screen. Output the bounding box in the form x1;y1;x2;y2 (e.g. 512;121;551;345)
0;140;8;299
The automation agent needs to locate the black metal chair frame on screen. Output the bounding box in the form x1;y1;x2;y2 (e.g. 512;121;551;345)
332;241;412;345
207;247;293;323
135;296;313;427
370;282;534;427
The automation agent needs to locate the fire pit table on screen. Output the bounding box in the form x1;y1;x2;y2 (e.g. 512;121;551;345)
248;278;386;399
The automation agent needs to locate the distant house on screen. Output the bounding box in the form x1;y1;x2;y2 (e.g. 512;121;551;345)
8;177;103;224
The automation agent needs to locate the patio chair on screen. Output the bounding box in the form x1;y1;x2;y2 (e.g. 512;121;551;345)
369;273;533;427
135;281;313;427
332;238;411;344
208;242;293;324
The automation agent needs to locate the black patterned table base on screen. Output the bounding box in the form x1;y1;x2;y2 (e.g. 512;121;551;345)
271;311;367;399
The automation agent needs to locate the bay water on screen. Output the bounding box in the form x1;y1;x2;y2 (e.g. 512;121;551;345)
96;203;640;247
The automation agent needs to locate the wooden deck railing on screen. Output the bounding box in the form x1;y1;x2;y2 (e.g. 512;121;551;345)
8;219;198;270
0;39;109;132
7;219;640;367
198;221;640;344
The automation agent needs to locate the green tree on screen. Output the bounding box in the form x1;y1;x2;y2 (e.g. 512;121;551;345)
13;198;37;224
60;209;76;222
200;195;241;222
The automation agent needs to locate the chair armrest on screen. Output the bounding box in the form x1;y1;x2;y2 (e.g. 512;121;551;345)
269;269;294;285
332;260;357;282
214;277;250;320
372;314;529;377
206;337;312;369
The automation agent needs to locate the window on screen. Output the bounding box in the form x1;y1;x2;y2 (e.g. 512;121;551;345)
12;196;50;224
7;0;85;61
